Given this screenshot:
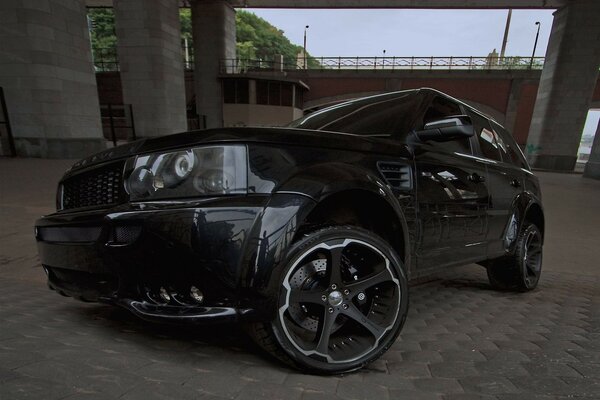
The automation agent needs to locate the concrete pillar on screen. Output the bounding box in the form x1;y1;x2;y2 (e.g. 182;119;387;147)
191;0;236;129
0;0;104;158
583;120;600;179
113;0;187;138
526;0;600;171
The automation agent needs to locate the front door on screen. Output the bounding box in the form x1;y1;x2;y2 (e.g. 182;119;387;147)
413;96;489;273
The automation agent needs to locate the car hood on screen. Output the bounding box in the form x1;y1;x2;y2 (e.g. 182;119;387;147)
68;127;411;173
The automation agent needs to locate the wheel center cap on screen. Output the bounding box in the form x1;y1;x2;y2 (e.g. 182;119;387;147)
328;290;343;307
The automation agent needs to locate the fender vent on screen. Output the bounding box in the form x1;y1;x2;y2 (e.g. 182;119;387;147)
377;162;413;190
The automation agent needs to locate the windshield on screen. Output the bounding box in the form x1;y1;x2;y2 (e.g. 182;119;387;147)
288;91;419;136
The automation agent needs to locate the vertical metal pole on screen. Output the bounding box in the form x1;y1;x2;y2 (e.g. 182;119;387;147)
500;9;512;62
530;22;541;69
108;104;116;146
303;25;309;70
0;87;16;156
392;56;396;71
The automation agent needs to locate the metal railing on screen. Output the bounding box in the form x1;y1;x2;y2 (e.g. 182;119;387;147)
221;56;545;73
89;45;546;73
100;104;136;146
92;47;119;72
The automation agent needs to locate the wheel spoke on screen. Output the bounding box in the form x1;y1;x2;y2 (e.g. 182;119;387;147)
345;265;391;294
528;247;542;257
315;310;337;354
289;289;324;305
342;303;386;339
327;246;344;286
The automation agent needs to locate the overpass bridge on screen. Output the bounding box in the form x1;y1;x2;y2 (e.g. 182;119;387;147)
1;0;599;177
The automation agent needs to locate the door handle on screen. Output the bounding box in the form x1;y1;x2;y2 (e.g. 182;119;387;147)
510;178;521;188
468;173;485;183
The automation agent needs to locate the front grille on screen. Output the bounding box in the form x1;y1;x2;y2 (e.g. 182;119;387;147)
61;161;126;210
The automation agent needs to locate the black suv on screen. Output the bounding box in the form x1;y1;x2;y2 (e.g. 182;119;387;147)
35;88;544;374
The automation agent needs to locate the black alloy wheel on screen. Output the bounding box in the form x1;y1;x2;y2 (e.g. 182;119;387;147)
246;226;409;374
487;222;543;292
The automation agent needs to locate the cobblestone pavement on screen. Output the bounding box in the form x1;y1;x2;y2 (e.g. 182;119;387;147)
1;267;599;400
1;159;600;399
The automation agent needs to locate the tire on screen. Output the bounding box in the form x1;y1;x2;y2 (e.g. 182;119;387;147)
487;222;543;292
246;225;409;374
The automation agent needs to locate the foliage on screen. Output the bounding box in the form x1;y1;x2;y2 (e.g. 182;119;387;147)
87;8;318;69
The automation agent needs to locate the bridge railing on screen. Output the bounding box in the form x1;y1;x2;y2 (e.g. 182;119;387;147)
220;56;545;73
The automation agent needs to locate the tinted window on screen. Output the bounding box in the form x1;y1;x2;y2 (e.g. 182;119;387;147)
469;111;502;161
289;92;419;136
490;120;530;169
420;96;471;155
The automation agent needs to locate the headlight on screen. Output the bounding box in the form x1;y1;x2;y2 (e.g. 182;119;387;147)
124;145;247;201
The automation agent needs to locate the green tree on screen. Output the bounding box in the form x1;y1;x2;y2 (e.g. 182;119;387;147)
87;8;318;70
88;8;118;70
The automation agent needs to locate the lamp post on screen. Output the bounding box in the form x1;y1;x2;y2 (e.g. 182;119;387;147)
303;25;309;69
529;21;541;69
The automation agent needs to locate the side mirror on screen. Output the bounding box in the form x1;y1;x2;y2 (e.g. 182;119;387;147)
415;115;474;142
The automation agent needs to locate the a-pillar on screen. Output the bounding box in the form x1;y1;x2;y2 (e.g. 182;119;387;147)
113;0;187;138
0;0;104;158
191;0;236;129
583;120;600;179
526;0;600;171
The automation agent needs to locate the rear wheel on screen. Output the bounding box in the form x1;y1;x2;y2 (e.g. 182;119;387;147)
487;222;543;291
246;226;408;374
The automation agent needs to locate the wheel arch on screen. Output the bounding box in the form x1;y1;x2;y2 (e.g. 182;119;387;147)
298;188;410;270
241;162;414;301
524;201;545;241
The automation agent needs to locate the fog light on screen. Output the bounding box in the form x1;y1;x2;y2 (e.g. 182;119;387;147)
190;286;204;303
159;287;171;302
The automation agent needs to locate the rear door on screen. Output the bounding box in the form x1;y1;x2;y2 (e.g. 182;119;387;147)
414;96;489;273
467;111;524;258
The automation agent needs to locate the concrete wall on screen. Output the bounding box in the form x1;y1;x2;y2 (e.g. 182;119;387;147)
191;0;236;129
0;0;105;158
526;0;600;171
113;0;187;138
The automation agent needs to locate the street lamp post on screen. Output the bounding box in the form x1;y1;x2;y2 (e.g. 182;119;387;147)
529;21;541;69
303;25;309;69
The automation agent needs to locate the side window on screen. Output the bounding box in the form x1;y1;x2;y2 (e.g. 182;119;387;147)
490;120;530;169
420;96;472;155
469;111;502;162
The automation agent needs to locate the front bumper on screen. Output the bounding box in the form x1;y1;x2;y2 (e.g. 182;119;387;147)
36;196;272;323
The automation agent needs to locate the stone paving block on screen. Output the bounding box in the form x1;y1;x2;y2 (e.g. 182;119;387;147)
521;361;582;378
412;378;464;394
472;361;529;377
335;380;389;400
0;376;77;400
440;350;487;363
387;389;443;400
429;362;479;379
284;373;340;393
235;381;304;400
459;376;519;395
387;361;432;377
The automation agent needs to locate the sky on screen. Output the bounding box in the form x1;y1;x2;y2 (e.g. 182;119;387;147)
248;9;555;57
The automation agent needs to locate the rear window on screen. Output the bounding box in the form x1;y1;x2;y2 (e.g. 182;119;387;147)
490;120;530;170
288;92;419;136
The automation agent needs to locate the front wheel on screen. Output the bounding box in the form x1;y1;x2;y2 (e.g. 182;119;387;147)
246;226;409;374
487;222;543;292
